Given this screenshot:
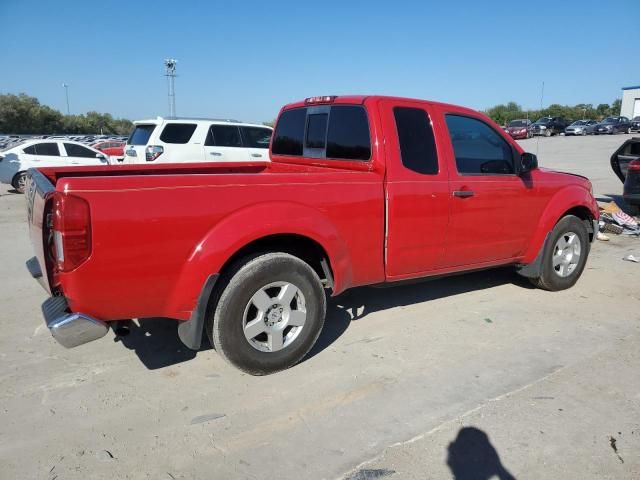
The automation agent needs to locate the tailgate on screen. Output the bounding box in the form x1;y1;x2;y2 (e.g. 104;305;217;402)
25;168;55;294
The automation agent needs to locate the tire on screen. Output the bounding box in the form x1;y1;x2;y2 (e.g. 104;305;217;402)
11;171;28;194
581;130;587;136
544;129;551;137
627;127;632;134
208;252;326;375
530;215;590;291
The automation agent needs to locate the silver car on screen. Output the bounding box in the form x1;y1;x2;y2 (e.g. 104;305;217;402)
564;120;598;136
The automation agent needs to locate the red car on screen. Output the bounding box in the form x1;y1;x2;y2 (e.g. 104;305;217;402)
92;140;125;159
25;95;598;374
505;119;532;139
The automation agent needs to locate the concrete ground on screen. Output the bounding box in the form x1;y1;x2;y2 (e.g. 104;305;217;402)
0;134;639;480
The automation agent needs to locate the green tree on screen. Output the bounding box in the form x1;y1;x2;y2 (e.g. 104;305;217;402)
0;93;133;134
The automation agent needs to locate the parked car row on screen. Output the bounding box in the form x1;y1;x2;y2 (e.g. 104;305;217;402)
504;116;638;140
0;118;273;192
0;140;110;192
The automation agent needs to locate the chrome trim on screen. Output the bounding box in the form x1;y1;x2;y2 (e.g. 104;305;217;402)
41;296;109;348
27;168;55;198
26;256;49;292
26;256;42;279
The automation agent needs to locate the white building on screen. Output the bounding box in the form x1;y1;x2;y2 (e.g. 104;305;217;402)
621;85;640;119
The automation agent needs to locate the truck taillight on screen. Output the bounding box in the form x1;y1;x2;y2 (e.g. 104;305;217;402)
145;145;164;161
628;160;640;172
52;193;91;272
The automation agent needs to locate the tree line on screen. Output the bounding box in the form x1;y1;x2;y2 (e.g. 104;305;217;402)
0;93;134;135
485;99;623;126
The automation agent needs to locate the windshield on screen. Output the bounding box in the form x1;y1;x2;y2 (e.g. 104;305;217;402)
534;118;551;124
570;121;586;126
601;117;617;124
633;117;640;122
508;120;527;127
127;124;156;145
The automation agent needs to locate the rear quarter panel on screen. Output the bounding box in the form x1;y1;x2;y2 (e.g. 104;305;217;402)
56;167;384;321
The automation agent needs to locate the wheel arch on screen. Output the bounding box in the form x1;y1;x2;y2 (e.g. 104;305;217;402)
522;186;598;264
166;201;352;320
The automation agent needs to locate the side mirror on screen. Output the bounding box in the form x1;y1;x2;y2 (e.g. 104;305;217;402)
520;152;538;174
96;153;106;160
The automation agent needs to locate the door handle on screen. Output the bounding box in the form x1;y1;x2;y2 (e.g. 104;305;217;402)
453;190;474;198
209;152;222;156
251;153;263;158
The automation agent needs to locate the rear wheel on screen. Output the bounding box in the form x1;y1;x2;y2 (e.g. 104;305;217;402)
208;252;326;375
530;215;590;291
11;172;28;193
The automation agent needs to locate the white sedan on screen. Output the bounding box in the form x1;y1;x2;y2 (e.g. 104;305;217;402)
0;140;110;193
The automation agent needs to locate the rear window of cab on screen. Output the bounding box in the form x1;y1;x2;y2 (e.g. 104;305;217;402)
272;105;371;161
128;125;156;145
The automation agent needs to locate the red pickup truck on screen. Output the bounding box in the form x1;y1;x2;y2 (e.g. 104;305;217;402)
25;95;599;374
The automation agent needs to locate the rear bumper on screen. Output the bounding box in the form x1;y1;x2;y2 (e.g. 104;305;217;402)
27;256;109;348
41;296;109;348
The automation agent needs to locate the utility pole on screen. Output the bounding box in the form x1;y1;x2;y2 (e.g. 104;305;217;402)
62;83;70;115
164;59;177;117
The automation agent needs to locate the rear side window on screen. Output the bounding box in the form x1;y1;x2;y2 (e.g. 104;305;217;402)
23;143;60;156
445;114;514;175
272;108;307;156
64;143;97;158
128;125;155;145
272;105;371;161
326;106;371;160
207;125;242;147
160;123;197;144
393;107;438;174
241;127;272;148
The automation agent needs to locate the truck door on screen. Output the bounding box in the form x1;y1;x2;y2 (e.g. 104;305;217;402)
380;99;450;278
440;112;535;267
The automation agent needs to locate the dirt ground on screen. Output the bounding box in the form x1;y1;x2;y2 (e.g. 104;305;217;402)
0;134;638;480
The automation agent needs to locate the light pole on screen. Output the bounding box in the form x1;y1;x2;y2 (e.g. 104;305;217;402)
164;59;177;117
62;83;70;115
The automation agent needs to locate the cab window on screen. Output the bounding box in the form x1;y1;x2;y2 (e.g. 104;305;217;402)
445;115;514;175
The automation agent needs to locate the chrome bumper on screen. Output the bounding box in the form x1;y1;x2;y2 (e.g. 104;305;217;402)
41;296;109;348
27;258;108;348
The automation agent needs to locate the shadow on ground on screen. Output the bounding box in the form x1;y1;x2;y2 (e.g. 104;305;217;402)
119;267;530;369
447;427;516;480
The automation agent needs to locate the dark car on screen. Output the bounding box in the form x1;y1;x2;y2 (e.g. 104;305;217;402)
531;116;569;137
505;119;532;139
611;137;640;214
565;120;598;136
594;116;632;135
630;116;640;133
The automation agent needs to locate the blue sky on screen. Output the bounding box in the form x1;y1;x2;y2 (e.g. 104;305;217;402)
1;0;638;123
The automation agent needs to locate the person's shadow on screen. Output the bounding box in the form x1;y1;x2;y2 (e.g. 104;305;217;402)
446;427;516;480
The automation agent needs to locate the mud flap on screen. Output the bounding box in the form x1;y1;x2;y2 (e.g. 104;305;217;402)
177;274;219;350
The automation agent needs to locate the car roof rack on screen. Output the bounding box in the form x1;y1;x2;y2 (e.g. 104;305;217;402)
162;116;242;123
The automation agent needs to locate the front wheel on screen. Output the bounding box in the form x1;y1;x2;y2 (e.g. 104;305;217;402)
544;129;551;137
530;215;590;291
11;171;28;194
208;252;326;375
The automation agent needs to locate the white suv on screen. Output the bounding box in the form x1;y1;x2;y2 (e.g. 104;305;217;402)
121;117;273;164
